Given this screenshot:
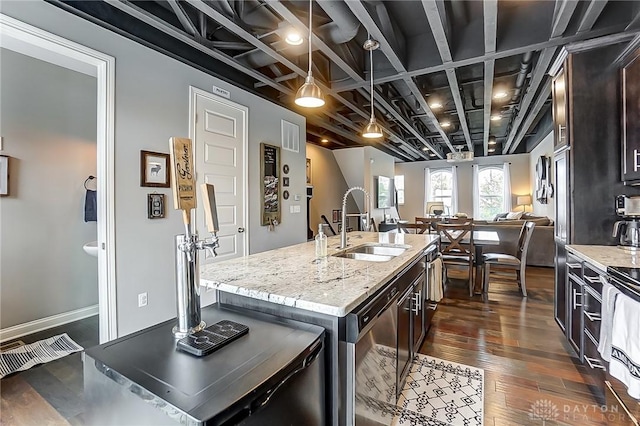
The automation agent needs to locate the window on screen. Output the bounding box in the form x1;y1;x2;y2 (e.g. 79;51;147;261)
429;169;453;214
477;167;504;220
394;175;405;205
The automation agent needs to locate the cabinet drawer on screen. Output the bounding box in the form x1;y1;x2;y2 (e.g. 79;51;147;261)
583;285;602;340
583;263;605;295
567;254;583;280
584;329;606;386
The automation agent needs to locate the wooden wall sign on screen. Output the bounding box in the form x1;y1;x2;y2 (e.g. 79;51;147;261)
260;143;281;226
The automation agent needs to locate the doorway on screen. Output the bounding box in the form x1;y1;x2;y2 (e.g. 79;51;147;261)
0;14;116;343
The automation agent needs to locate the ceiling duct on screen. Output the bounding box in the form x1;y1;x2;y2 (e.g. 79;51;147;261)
446;146;474;162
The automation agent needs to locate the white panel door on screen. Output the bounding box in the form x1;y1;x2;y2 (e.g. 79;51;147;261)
192;89;247;264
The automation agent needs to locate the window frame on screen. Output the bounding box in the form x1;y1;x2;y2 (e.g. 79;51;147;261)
477;166;505;220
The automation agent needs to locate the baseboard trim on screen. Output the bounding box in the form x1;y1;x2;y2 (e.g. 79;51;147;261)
0;305;99;343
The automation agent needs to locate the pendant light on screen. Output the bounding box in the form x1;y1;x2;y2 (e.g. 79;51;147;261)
362;38;383;138
294;0;325;108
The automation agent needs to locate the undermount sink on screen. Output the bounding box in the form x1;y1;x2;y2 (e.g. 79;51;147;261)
333;243;410;262
83;241;99;257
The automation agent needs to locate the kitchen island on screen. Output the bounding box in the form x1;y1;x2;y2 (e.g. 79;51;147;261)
201;231;439;425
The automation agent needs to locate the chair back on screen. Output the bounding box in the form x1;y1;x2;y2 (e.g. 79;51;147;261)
516;221;536;261
397;222;430;234
443;217;474;224
436;222;474;256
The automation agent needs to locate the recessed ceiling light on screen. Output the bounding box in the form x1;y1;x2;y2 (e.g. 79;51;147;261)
490;114;501;121
422;146;428;151
488;138;497;145
284;29;303;45
429;152;436;157
440;121;451;128
488;147;496;153
320;138;329;143
429;100;443;109
493;91;508;99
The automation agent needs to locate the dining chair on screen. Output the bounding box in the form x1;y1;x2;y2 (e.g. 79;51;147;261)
397;222;430;234
435;222;475;296
482;221;536;297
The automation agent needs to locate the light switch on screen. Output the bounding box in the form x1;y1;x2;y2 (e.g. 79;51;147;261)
290;205;295;213
293;205;301;213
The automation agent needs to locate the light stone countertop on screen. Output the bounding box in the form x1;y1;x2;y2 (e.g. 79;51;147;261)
200;232;439;317
567;245;640;271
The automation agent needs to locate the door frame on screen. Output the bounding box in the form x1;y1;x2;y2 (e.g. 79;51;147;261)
0;14;117;343
189;86;249;257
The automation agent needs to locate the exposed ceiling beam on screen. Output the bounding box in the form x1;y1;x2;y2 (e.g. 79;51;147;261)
502;47;558;153
627;7;640;31
483;0;498;156
504;0;578;153
167;0;197;36
551;0;579;38
106;0;292;94
422;0;473;152
345;0;454;156
333;23;632;93
576;0;608;34
510;79;553;153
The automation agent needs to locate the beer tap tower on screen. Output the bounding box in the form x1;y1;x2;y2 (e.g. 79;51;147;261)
169;137;220;338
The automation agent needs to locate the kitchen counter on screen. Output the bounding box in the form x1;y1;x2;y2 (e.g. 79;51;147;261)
567;245;640;271
201;232;439;317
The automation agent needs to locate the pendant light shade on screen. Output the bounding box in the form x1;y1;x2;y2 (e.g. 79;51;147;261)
362;38;383;139
362;117;383;138
295;0;325;108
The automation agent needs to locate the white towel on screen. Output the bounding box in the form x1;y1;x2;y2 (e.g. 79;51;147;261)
428;257;443;302
598;281;622;362
609;292;640;399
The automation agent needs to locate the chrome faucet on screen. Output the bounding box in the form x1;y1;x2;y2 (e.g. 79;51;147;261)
340;186;371;249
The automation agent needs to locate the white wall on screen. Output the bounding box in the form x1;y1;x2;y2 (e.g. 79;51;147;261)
1;1;306;337
306;144;355;236
0;48;98;328
529;131;555;219
395;154;531;220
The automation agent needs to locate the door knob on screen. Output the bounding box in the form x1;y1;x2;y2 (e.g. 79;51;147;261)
238;227;245;233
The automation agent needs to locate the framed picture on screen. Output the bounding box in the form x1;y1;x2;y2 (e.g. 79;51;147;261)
260;143;281;226
140;150;170;188
332;209;341;223
306;158;312;185
0;155;8;196
147;193;165;219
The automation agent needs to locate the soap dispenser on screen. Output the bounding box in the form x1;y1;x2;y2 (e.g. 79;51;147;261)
315;224;328;259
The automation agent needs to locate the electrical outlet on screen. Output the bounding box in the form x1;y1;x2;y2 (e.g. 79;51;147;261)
138;292;148;307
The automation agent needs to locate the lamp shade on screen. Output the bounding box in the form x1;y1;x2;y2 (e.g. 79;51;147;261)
294;75;325;108
516;195;532;206
362;117;383;138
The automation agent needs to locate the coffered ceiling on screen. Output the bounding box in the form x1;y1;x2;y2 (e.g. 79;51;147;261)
50;0;640;161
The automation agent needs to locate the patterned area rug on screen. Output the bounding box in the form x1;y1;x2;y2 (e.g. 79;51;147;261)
0;333;83;378
356;346;484;426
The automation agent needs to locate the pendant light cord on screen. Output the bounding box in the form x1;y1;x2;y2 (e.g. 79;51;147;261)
369;46;374;120
308;0;312;76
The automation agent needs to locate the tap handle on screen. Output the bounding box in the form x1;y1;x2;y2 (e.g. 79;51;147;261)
197;237;219;259
200;183;220;235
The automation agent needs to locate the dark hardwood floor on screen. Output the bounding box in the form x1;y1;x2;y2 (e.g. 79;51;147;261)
420;267;608;426
1;267;606;425
1;315;98;425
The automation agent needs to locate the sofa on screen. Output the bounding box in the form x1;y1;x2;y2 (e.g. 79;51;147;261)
473;213;555;267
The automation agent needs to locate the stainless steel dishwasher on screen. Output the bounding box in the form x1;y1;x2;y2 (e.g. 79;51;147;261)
344;257;425;425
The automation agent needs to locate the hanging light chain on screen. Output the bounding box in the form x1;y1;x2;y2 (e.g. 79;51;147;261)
308;0;312;76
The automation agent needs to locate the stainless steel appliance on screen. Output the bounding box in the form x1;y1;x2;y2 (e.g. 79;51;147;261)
345;257;425;425
612;220;640;250
83;305;325;425
615;195;640;217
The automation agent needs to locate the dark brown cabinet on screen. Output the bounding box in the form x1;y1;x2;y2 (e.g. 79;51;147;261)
566;253;583;359
621;48;640;184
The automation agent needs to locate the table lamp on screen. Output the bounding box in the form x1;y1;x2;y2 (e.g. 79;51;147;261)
516;195;532;212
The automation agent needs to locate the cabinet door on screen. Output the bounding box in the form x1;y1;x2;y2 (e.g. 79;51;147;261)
552;69;569;149
568;274;584;361
554;150;569;242
555;243;567;332
397;289;412;396
412;276;426;355
622;49;640;183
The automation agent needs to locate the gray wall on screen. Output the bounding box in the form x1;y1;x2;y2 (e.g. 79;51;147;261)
1;1;306;337
0;48;98;328
395;154;531;221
